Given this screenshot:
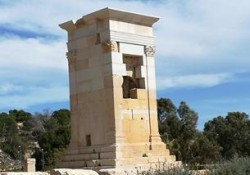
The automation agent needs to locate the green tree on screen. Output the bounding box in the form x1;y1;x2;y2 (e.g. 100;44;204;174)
0;113;24;159
204;112;250;159
157;99;199;162
176;101;199;163
189;132;221;165
157;98;221;164
51;109;70;126
9;109;32;122
33;109;70;170
157;98;182;159
158;98;181;140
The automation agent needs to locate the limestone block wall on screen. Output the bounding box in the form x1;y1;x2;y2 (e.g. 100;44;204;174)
58;8;179;168
66;21;117;149
64;17;159;151
23;158;36;172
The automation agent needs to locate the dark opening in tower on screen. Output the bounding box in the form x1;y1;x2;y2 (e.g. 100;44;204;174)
122;54;145;98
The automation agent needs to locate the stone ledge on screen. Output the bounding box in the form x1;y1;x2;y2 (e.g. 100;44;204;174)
51;169;98;175
0;173;48;175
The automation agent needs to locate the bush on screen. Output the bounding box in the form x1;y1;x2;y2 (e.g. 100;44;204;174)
140;167;190;175
209;157;250;175
139;157;250;175
153;168;190;175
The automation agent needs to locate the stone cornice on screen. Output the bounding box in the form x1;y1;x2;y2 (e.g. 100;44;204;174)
60;8;159;33
76;7;159;27
59;20;76;33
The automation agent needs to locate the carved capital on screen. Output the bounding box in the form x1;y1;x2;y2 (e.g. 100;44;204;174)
66;49;77;62
144;45;155;57
102;40;118;53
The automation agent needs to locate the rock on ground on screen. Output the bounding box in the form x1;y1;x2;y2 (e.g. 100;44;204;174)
50;169;99;175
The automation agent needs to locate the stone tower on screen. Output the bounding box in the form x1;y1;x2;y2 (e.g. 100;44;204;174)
58;7;178;170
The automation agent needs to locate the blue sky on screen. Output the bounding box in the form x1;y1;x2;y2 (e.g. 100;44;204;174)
0;0;250;129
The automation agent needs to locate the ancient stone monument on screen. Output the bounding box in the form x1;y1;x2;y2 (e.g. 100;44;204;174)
58;7;179;171
23;158;36;172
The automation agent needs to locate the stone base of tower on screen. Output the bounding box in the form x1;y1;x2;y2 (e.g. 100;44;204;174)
57;144;116;169
57;141;181;172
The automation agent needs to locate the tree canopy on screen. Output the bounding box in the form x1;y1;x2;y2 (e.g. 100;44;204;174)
157;98;250;165
0;99;249;170
204;112;250;159
0;109;70;171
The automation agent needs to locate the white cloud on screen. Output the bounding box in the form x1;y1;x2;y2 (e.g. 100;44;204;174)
0;0;250;110
0;0;156;35
0;36;68;110
155;0;250;61
154;0;250;84
0;83;24;95
0;85;68;110
157;73;233;90
0;36;67;70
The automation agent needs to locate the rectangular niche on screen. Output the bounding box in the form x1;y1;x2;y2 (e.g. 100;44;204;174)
122;54;145;98
86;134;92;146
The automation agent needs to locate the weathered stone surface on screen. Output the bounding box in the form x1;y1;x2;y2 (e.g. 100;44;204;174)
189;170;209;175
23;158;36;172
50;169;98;175
0;173;48;175
99;168;145;175
58;7;180;170
99;162;182;175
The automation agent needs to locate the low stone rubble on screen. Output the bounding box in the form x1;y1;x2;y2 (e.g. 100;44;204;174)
0;172;49;175
50;169;99;175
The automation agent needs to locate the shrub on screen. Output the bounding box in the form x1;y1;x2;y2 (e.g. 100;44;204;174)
140;167;190;175
139;157;250;175
209;157;250;175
